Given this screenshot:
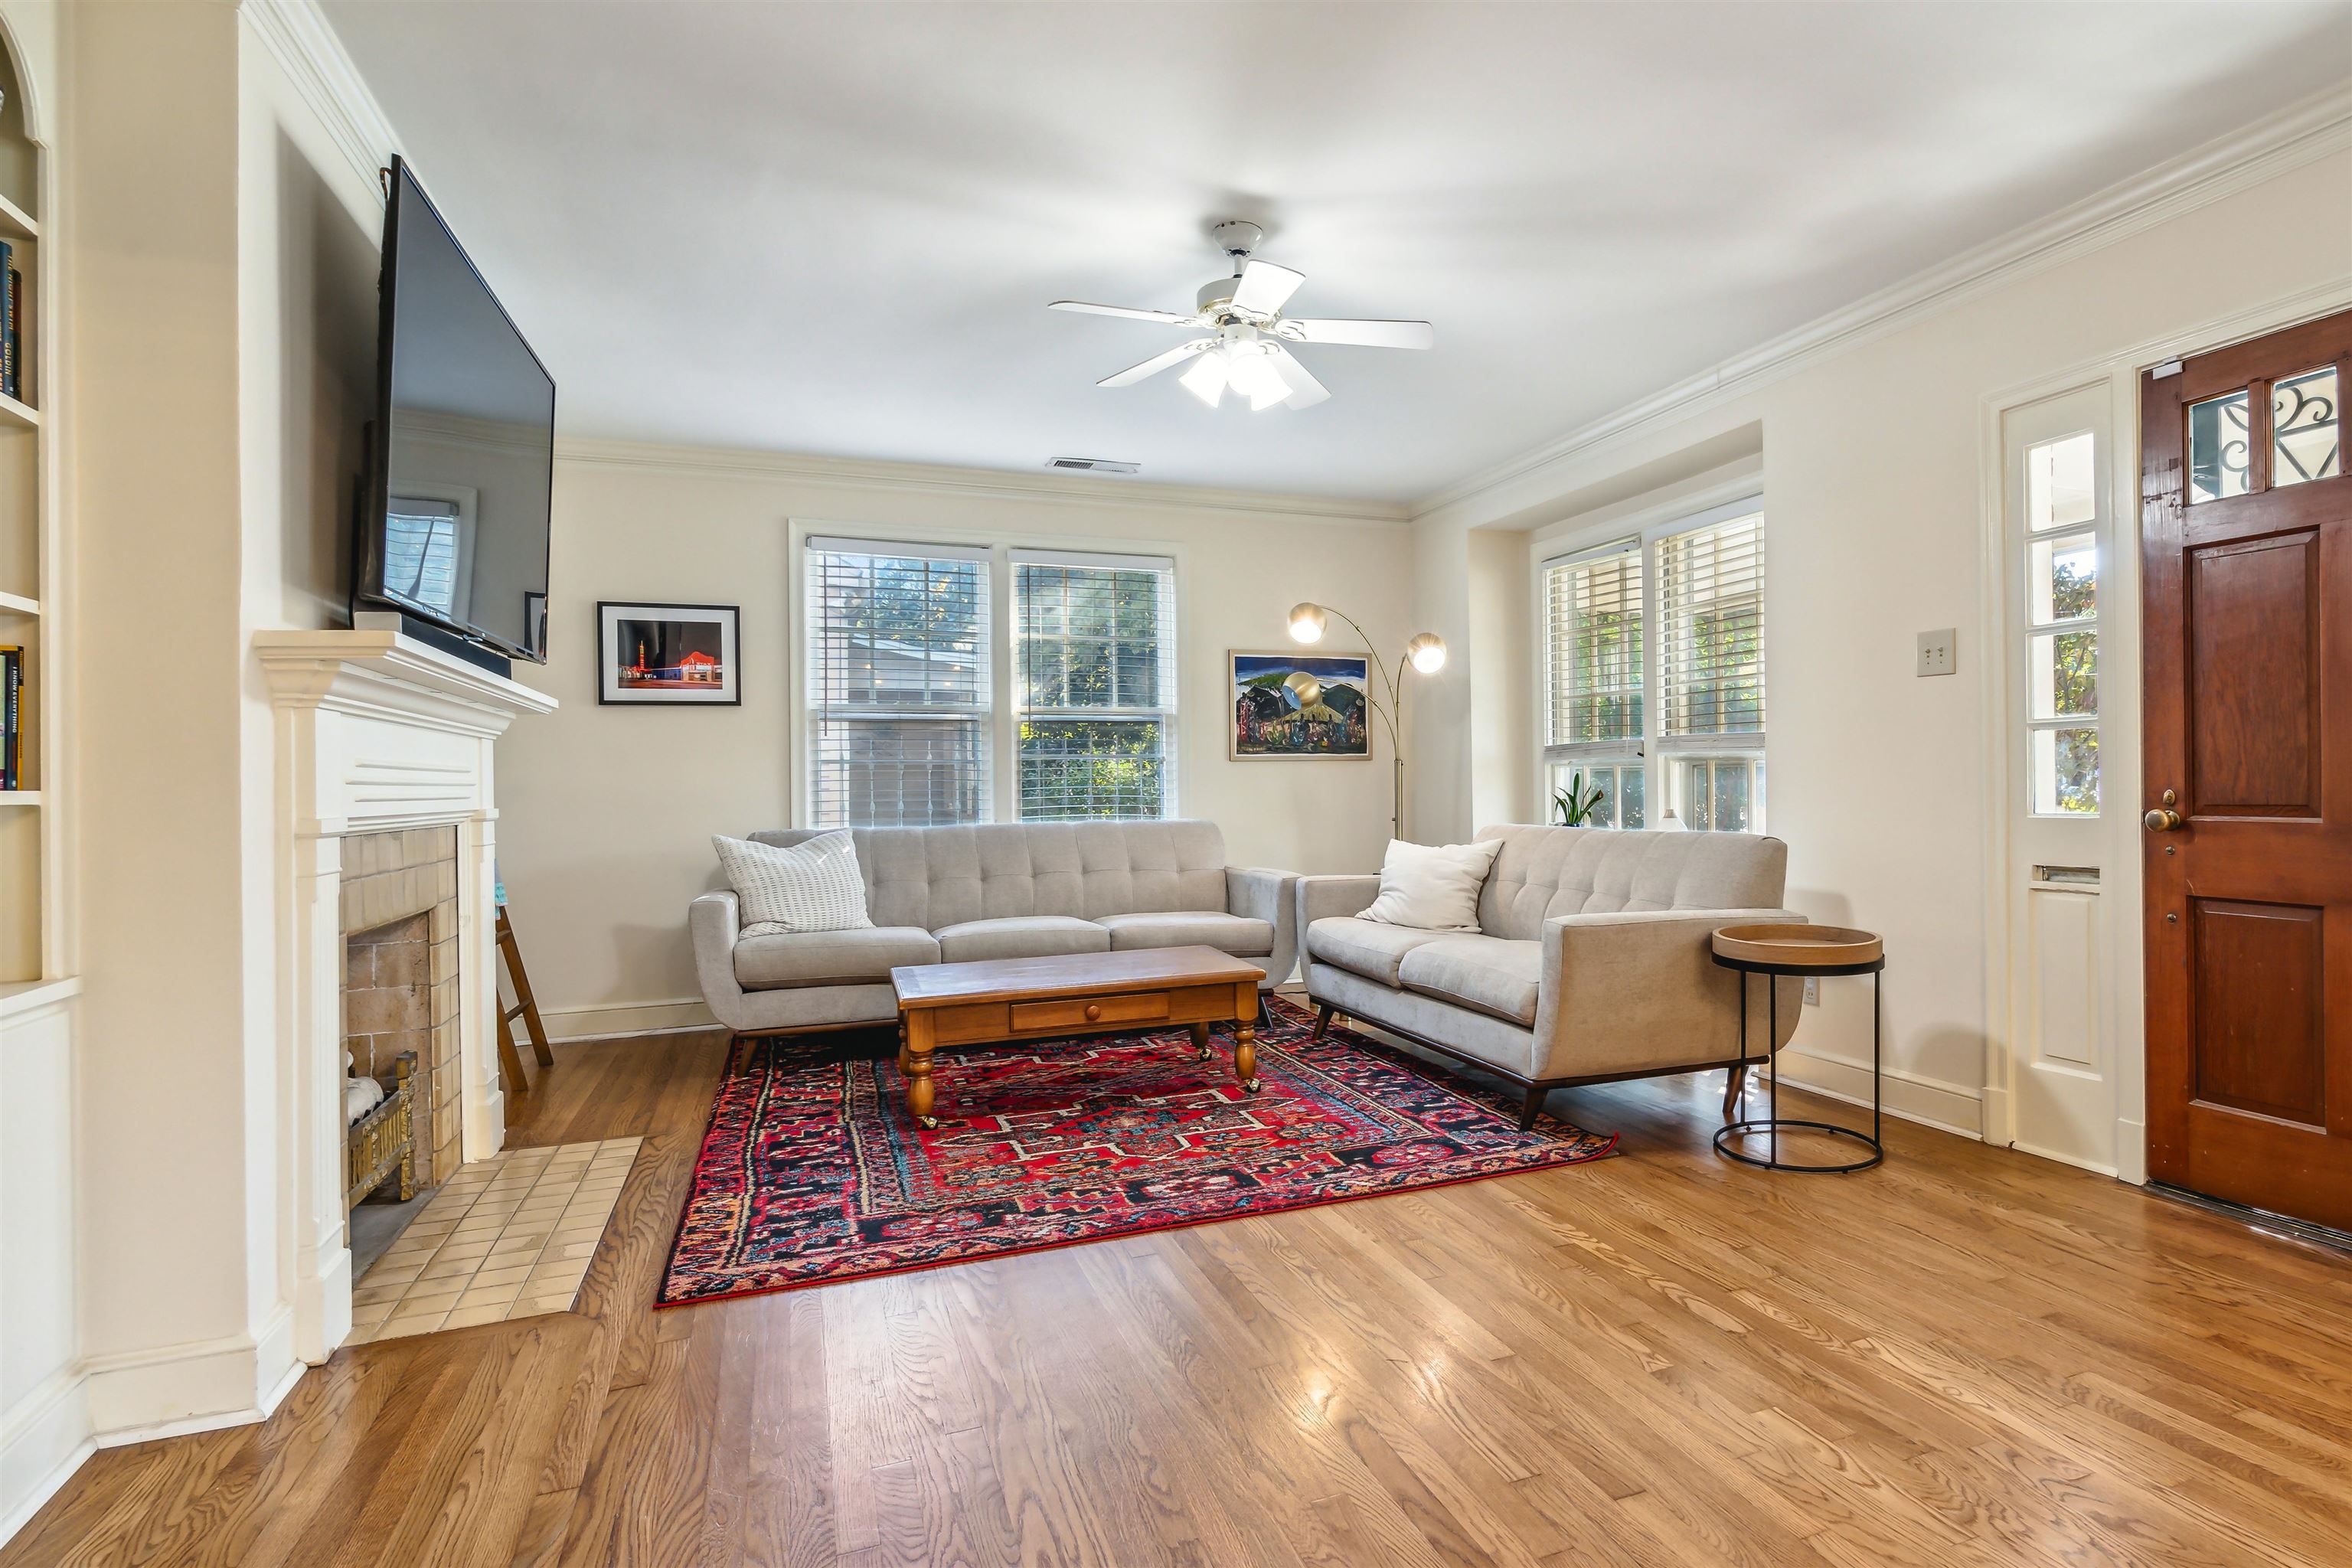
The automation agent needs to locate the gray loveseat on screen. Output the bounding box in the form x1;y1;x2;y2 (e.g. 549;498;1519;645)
691;819;1298;1041
1298;825;1805;1126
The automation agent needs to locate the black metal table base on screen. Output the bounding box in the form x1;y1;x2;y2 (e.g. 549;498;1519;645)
1711;958;1884;1174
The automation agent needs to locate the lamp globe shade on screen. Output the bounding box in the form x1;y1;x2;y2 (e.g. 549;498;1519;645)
1288;603;1328;644
1406;632;1448;674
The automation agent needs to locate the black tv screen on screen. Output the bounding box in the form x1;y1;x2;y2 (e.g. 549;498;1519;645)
358;156;554;662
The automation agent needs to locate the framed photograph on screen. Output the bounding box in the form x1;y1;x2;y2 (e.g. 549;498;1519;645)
1229;650;1373;760
598;602;740;705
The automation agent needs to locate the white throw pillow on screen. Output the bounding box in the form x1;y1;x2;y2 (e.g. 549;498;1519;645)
712;831;874;937
1359;838;1504;932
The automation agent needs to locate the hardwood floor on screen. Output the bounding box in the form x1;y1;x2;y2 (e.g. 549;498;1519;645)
11;1027;2352;1567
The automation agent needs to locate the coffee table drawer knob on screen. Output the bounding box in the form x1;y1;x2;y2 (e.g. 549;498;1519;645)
1084;1004;1102;1021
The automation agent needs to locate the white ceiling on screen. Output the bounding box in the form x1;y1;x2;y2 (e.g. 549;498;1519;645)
322;2;2352;506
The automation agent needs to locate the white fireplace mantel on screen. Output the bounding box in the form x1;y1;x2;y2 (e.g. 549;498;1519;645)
255;629;556;1364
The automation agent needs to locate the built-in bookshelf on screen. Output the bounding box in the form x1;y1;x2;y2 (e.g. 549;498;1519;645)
0;25;59;992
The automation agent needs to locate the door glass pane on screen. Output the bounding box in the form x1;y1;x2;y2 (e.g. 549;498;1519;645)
2028;533;2096;624
2030;630;2098;720
2031;727;2100;815
2187;390;2252;503
2027;433;2096;531
2272;367;2340;488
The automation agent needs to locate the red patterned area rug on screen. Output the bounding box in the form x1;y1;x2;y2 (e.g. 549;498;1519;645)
659;996;1615;1305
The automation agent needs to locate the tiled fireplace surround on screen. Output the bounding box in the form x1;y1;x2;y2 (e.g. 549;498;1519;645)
342;828;462;1184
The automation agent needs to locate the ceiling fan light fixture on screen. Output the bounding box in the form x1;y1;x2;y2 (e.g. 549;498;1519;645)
1226;347;1287;410
1178;348;1230;407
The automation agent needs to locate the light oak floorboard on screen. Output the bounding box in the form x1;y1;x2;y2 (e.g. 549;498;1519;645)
8;1029;2352;1566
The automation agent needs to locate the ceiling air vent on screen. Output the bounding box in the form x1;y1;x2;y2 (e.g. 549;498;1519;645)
1047;456;1140;475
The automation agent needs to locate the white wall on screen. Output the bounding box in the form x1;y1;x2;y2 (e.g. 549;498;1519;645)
31;4;387;1515
1419;140;2352;1144
498;445;1412;1039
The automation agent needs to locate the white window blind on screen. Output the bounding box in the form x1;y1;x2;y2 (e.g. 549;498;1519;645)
804;538;991;826
1013;550;1177;821
1658;511;1765;737
1544;545;1644;747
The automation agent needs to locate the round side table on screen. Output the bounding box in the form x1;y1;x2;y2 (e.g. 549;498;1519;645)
1710;924;1885;1173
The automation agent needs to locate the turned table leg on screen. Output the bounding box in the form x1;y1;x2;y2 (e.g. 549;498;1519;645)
1191;1020;1213;1062
1233;1021;1259;1094
903;1011;938;1129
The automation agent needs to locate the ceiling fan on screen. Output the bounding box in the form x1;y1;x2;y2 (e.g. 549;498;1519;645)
1050;220;1433;411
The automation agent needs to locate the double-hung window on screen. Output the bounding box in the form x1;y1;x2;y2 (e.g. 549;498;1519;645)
1013;550;1178;821
1540;542;1647;827
802;537;1179;825
1542;500;1767;831
805;537;992;827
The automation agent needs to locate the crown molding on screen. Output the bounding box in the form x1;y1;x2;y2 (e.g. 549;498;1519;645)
1415;80;2352;523
554;436;1413;528
239;0;401;195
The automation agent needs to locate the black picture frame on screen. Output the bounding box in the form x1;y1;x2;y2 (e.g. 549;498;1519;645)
596;601;742;706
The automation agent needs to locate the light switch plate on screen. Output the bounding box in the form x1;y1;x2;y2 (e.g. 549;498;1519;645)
1804;977;1820;1006
1917;628;1957;677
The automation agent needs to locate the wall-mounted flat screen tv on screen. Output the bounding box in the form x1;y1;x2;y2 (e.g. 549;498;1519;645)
356;155;554;662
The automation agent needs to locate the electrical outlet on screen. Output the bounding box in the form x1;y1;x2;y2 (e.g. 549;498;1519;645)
1804;976;1820;1006
1917;628;1957;678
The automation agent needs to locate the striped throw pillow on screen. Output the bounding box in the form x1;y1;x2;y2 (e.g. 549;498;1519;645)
711;831;874;936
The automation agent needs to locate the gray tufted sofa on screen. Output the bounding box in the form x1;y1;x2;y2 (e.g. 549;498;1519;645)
691;819;1298;1040
1297;825;1806;1126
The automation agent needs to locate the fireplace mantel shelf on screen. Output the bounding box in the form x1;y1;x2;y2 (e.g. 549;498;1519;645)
255;629;557;731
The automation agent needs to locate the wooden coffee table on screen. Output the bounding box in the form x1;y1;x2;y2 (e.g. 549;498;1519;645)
888;946;1267;1129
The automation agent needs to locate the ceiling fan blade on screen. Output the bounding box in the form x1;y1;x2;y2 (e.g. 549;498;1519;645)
1050;300;1197;325
1229;259;1306;317
1281;317;1435;350
1098;340;1214;388
1267;345;1330;409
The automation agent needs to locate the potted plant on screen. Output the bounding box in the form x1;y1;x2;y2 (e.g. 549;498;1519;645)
1552;770;1607;827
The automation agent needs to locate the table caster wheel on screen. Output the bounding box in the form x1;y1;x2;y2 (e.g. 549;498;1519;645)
917;1116;938;1131
1195;1048;1212;1062
1242;1079;1261;1095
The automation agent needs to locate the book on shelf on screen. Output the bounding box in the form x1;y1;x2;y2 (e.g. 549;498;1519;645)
1;644;20;791
2;249;16;403
0;241;14;401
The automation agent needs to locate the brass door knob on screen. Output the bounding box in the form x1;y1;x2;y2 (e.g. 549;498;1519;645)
2144;807;2184;831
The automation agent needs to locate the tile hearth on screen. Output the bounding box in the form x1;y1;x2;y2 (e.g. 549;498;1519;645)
347;1138;639;1342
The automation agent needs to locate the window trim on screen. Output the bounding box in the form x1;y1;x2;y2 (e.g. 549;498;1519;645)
790;522;1188;828
1539;492;1767;832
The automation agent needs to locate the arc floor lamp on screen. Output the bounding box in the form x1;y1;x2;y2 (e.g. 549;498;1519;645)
1288;601;1447;841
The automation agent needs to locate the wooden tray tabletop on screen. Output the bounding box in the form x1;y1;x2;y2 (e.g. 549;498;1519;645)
1711;923;1883;967
891;945;1266;1008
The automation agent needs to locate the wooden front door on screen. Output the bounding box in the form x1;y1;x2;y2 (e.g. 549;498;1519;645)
2141;307;2350;1230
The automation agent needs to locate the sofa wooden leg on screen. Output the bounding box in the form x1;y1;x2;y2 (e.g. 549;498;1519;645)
1722;1063;1746;1122
1256;993;1272;1031
1311;1002;1334;1041
1519;1085;1546;1131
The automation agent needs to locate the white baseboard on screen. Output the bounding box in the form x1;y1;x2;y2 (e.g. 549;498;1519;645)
1;1365;93;1547
82;1306;302;1447
1767;1047;1985;1139
540;997;716;1041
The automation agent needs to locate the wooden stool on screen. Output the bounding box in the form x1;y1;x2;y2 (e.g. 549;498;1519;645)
495;906;556;1093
